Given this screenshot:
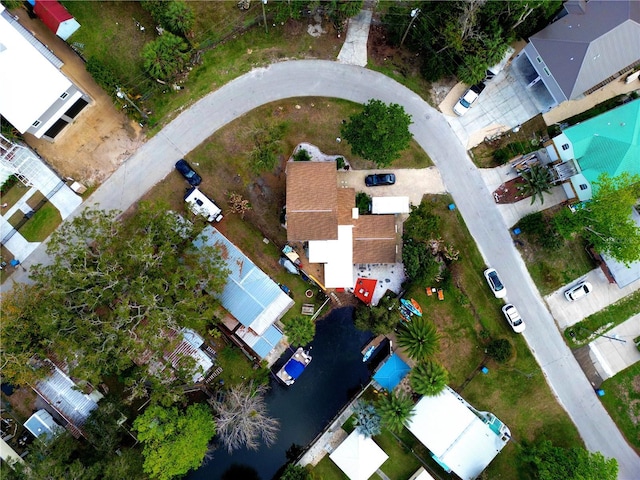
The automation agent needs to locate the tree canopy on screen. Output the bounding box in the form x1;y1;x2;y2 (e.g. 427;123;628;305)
284;316;316;347
384;1;562;83
555;173;640;264
521;440;618;480
134;403;216;480
1;203;228;403
353;294;399;335
397;317;440;361
142;32;190;81
341;99;413;167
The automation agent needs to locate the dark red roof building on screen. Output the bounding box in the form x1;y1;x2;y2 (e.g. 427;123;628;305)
34;0;80;40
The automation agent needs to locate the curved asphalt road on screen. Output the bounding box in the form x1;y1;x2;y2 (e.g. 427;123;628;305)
7;60;640;477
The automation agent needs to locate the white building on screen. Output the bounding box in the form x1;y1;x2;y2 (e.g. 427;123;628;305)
0;5;89;140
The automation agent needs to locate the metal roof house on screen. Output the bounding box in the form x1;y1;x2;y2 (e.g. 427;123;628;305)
33;362;99;437
407;386;510;480
193;226;293;360
0;5;89;140
518;0;640;109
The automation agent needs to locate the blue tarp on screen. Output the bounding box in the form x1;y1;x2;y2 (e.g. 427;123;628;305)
284;359;305;379
373;353;411;391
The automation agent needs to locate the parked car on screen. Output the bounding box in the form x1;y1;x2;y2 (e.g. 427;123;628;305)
484;268;506;298
453;82;486;116
365;173;395;187
564;281;592;301
175;159;202;186
501;304;526;333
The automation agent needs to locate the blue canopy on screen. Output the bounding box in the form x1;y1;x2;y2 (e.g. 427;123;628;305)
284;359;305;379
373;353;411;391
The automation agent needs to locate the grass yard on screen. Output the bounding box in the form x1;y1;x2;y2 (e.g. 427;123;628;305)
215;344;269;387
513;208;597;295
0;183;29;210
565;290;640;347
18;202;61;242
599;362;640;451
309;455;348;480
403;195;582;478
375;429;421;479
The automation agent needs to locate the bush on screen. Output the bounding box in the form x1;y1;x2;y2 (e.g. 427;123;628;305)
86;57;119;92
1;175;18;195
293;148;311;162
487;338;512;363
493;141;531;164
336;157;346;169
355;192;371;215
517;212;562;250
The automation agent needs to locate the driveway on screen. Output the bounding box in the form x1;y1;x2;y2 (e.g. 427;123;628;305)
337;167;446;205
546;268;640;330
5;60;639;477
588;315;640;381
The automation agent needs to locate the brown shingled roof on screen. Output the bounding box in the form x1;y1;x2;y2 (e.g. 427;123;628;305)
286;162;339;241
353;215;397;264
338;188;356;225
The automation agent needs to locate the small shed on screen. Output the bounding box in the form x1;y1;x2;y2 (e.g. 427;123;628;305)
371;196;410;214
330;430;388;480
34;1;80;40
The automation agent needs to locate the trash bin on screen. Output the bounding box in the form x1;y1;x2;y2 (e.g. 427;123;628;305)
513;228;521;235
481;366;489;374
448;203;456;211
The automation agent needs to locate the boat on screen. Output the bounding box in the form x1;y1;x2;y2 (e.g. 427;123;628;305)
362;345;376;362
401;298;422;317
399;304;413;321
410;298;423;316
276;347;312;386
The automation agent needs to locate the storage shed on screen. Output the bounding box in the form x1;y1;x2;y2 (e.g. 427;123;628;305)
33;0;80;40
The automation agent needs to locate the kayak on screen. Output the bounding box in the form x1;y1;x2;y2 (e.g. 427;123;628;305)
362;345;375;362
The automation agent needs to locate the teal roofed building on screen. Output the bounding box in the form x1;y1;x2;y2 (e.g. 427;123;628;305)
551;98;640;200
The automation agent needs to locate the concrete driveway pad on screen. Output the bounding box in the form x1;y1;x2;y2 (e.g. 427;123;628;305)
589;315;640;380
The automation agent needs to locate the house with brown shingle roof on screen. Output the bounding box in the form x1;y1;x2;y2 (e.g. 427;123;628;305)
286;161;399;289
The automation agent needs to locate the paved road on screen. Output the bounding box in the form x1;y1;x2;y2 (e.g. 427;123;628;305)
5;60;639;477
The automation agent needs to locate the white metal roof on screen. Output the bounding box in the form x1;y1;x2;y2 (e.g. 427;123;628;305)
407;387;509;480
371;196;410;214
0;5;71;133
330;430;388;480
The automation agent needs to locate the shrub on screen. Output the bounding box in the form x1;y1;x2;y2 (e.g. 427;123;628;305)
86;57;119;92
293;148;311;162
1;175;18;195
487;338;512;363
336;157;346;169
355;192;371;215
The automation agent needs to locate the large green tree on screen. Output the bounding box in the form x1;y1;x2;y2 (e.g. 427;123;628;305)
397;317;440;361
353;294;399;335
353;400;381;438
134;403;216;480
284;316;315;347
522;440;618;480
142;33;190;81
1;203;228;398
410;360;449;396
555;172;640;264
376;391;415;434
341;99;413;167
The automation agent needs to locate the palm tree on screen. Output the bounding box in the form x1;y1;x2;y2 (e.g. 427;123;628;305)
397;317;440;361
410;361;449;396
376;391;415;434
353;400;381;438
519;165;553;205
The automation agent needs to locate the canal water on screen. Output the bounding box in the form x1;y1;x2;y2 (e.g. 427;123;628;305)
189;306;373;480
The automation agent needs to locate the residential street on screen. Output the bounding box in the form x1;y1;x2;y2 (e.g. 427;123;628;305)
4;60;639;477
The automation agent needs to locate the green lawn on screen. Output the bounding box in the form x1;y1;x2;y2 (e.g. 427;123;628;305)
565;290;640;347
309;455;348;480
375;429;421;479
599;362;640;451
18;203;62;242
215;345;269;387
403;195;582;478
514;209;597;295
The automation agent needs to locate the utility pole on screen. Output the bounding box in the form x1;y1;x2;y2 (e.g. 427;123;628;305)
400;8;420;47
262;0;268;33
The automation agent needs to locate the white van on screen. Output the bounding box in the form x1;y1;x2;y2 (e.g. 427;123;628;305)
184;187;223;223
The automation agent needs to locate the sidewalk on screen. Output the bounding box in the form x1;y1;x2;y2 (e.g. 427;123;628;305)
336;3;374;66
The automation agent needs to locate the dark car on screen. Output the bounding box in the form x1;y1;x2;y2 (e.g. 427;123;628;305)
365;173;396;187
175;159;202;186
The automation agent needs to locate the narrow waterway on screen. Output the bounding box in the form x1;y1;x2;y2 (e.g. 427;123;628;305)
189;307;372;480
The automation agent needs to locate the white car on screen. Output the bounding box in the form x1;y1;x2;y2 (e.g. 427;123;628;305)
564;281;592;301
502;304;526;333
453;82;485;116
484;268;506;299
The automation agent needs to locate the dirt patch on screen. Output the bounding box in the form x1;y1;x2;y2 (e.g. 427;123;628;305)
3;388;38;422
493;177;529;204
430;77;458;106
367;25;421;76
